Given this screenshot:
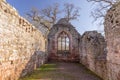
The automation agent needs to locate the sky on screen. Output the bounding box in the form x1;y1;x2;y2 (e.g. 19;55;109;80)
6;0;104;35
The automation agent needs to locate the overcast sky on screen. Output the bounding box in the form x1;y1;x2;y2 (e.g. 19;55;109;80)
6;0;104;35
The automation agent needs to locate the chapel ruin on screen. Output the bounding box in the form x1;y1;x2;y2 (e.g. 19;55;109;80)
0;0;120;80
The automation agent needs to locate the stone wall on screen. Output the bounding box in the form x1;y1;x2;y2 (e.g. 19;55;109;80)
0;1;46;80
105;2;120;80
80;2;120;80
80;31;107;79
1;0;120;80
48;18;81;61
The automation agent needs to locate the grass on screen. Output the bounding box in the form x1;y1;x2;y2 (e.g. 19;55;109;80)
19;62;103;80
19;63;57;80
38;64;57;71
19;63;75;80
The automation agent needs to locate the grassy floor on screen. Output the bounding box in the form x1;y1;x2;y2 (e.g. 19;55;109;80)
19;63;78;80
19;62;103;80
19;63;58;80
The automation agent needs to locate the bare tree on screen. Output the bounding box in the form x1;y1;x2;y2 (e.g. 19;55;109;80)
26;3;61;30
26;3;81;32
26;4;61;37
63;3;80;22
26;8;40;25
41;3;61;25
26;8;51;38
26;8;51;29
87;0;119;24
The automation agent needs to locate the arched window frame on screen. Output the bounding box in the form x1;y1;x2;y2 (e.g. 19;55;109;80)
57;31;70;52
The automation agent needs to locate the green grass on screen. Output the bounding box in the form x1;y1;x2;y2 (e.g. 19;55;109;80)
19;63;57;80
38;64;57;71
19;63;76;80
19;62;103;80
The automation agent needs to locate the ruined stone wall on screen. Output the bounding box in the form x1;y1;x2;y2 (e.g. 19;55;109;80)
80;31;107;79
80;2;120;80
48;19;81;61
105;2;120;80
0;1;46;80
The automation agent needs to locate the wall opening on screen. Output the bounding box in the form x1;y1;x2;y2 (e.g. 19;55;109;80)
57;31;70;57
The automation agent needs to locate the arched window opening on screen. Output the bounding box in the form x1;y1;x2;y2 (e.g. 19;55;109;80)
57;32;70;54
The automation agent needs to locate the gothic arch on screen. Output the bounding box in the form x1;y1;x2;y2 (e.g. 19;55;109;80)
54;30;73;55
48;18;81;61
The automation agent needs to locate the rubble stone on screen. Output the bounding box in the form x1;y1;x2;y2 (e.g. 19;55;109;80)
105;2;120;80
0;1;46;80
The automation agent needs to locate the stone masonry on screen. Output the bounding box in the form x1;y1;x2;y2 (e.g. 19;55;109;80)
48;18;81;61
80;2;120;80
0;0;46;80
1;0;120;80
105;2;120;80
80;31;107;79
